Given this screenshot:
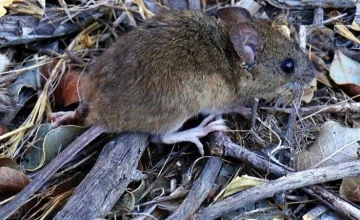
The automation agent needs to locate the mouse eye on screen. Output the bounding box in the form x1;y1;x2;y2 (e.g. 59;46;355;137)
281;58;295;74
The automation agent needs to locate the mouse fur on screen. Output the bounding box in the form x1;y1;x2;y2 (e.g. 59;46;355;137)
81;8;315;134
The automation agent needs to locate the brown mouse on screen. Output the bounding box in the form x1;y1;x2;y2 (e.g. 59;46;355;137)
0;7;316;218
51;7;315;155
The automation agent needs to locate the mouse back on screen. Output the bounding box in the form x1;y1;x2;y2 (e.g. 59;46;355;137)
81;10;238;133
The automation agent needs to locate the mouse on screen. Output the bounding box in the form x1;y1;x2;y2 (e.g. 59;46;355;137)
50;7;315;155
0;7;316;218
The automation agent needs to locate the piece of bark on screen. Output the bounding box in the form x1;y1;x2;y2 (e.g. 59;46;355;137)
54;132;149;220
195;159;360;219
166;157;222;220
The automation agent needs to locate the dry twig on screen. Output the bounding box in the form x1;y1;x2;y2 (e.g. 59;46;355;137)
55;133;149;219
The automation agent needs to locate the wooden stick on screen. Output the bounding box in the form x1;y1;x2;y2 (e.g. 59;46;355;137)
54;132;149;219
167;157;222;220
196;159;360;219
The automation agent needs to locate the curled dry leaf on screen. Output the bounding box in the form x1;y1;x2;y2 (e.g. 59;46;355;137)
329;49;360;97
0;158;29;194
20;124;86;171
42;60;81;107
0;167;29;193
294;121;360;171
340;176;360;202
44;67;82;107
54;68;82;107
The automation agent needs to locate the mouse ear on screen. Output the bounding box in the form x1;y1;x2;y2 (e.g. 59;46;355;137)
230;23;262;66
217;7;252;25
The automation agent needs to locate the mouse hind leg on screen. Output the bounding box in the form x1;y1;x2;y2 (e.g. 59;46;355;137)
151;115;227;155
49;103;89;128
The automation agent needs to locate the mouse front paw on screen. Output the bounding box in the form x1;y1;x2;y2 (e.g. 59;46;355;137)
151;115;228;155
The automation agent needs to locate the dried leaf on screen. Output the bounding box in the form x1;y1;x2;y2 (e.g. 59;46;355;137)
329;49;360;97
20;124;86;171
316;71;332;88
340;176;360;201
0;124;8;135
0;167;29;193
334;23;360;45
295;121;360;170
37;0;45;8
8;65;40;103
52;68;81;106
0;0;12;17
0;157;23;171
223;175;265;198
302;78;317;103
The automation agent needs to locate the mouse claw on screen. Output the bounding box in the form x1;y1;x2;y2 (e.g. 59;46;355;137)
151;115;228;155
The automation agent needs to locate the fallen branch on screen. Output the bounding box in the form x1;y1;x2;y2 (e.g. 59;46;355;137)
209;131;288;177
54;132;149;220
205;131;360;219
196;159;360;219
